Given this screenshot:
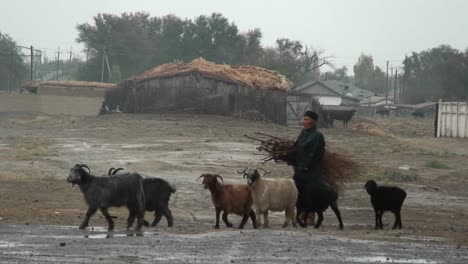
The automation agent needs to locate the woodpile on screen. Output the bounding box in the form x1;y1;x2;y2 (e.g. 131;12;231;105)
245;132;360;189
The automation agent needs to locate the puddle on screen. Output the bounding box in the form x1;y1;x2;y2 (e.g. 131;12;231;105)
0;241;23;248
345;256;441;264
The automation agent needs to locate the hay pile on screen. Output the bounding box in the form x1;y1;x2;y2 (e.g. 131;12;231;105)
133;57;293;91
352;123;398;139
246;132;360;189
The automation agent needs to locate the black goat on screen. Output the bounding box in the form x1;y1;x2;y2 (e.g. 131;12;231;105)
67;164;146;232
108;167;176;227
364;180;407;229
326;109;356;128
376;109;390;117
296;182;344;229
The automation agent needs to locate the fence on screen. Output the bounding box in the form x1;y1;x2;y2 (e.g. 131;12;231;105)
436;100;468;138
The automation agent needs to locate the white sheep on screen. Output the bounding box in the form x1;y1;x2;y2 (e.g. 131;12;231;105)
240;167;297;228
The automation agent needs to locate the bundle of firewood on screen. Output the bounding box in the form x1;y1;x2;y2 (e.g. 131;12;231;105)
245;132;360;189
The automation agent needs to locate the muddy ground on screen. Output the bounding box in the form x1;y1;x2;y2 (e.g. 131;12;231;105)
0;112;467;262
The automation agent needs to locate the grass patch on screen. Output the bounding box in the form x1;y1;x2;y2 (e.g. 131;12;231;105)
11;137;55;160
425;160;450;169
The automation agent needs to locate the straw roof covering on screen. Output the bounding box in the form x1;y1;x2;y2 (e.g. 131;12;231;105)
22;81;116;89
132;57;293;91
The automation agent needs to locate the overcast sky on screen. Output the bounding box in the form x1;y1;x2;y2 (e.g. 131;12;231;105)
2;0;468;72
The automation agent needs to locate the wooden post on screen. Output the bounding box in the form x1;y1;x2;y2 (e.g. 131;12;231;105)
30;46;34;81
101;46;105;82
385;61;389;105
393;69;397;104
436;99;442;138
56;47;60;80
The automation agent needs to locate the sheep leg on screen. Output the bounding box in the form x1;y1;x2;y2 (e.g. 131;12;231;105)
290;207;297;227
296;209;307;228
126;210;136;229
238;212;250;229
79;206;97;230
330;202;344;230
162;207;174;228
214;208;221;229
262;211;269;228
255;210;262;227
151;211;163;227
222;211;233;228
314;212;324;229
378;211;384;229
393;210;402;229
135;209;144;232
249;209;258;228
282;208;292;228
374;210;380;230
100;207;115;231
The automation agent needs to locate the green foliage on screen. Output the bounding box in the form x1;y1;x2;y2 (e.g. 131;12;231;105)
353;54;386;93
403;45;468;103
0;32;26;90
75;12;326;83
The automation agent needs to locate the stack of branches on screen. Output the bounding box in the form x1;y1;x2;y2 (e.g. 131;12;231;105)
245;132;360;189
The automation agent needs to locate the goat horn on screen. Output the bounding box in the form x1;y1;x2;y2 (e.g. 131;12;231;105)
196;175;205;180
113;168;124;175
215;175;224;182
257;167;271;174
108;167;115;176
80;164;91;174
237;168;247;174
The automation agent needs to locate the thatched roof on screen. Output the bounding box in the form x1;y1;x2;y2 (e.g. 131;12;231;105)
132;57;293;91
22;81;116;89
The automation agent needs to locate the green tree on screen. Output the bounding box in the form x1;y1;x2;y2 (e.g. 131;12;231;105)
403;45;468;103
353;54;386;93
259;38;327;83
0;32;26;90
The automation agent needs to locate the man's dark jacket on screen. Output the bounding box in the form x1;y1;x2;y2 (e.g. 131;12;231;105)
293;126;325;187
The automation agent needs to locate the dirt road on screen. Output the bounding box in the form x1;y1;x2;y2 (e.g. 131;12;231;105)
0;112;467;262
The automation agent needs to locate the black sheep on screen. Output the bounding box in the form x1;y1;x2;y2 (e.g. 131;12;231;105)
296;181;344;229
364;180;407;229
67;164;146;232
109;168;176;227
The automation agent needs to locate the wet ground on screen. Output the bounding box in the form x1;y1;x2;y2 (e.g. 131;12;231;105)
0;113;468;263
1;224;467;264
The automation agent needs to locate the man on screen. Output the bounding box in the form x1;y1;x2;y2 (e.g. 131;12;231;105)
294;111;325;185
293;110;326;224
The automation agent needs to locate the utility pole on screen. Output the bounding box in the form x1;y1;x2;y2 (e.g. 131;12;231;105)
30;46;34;81
385;61;389;105
400;55;408;103
69;47;73;63
101;46;106;82
393;69;398;104
56;47;60;80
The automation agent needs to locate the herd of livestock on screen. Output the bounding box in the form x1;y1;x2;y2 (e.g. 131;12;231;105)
67;163;407;233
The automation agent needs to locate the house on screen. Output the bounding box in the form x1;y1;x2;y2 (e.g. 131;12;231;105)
104;58;293;124
288;80;362;127
293;80;361;106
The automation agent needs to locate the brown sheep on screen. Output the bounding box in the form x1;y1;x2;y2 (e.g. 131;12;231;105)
199;173;257;229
